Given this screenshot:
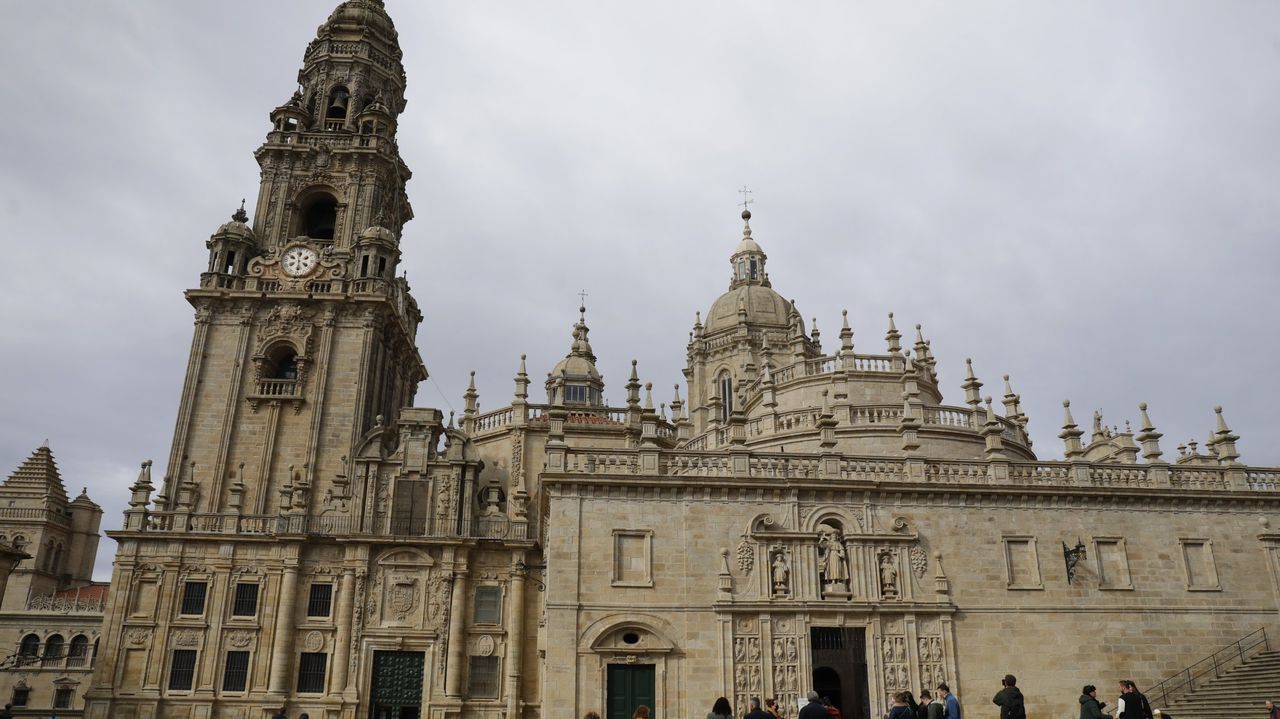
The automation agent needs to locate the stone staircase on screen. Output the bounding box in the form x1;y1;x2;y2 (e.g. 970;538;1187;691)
1156;649;1280;719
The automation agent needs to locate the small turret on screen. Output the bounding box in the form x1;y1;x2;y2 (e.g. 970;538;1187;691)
885;312;902;355
545;305;604;407
1060;400;1085;459
1136;402;1165;464
1211;406;1241;465
839;309;854;354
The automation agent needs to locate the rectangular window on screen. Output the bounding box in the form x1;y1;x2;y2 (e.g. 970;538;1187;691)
468;655;500;698
474;586;503;625
231;583;259;617
612;529;654;587
1093;537;1133;589
1002;536;1043;589
1181;539;1221;590
222;650;250;692
54;687;73;708
180;581;208;616
307;583;334;618
12;688;29;706
297;652;328;693
168;649;198;691
564;385;587;403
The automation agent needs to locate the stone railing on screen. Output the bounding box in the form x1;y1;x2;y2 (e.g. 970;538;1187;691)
125;510;534;543
468;403;677;441
0;507;70;526
548;446;1279;495
27;590;108;614
689;403;1029;451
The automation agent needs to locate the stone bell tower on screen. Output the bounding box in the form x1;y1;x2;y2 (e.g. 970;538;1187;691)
163;0;425;520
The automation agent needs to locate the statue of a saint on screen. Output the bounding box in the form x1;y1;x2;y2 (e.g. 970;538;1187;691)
817;528;849;592
880;553;899;596
771;550;791;594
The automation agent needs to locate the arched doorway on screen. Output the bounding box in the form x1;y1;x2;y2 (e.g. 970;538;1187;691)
813;666;842;712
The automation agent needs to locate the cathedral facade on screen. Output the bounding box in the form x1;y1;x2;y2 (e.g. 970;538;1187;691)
69;2;1280;719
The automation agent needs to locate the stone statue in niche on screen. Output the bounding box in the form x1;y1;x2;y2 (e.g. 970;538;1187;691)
734;638;746;662
879;552;899;598
817;524;850;595
770;547;791;596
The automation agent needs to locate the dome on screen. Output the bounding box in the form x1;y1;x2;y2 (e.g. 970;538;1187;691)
325;0;398;40
734;236;764;256
358;225;396;245
550;353;601;380
215;205;254;239
703;284;792;334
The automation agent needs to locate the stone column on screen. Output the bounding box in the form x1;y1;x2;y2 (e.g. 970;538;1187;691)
444;556;470;698
504;565;527;719
331;568;356;692
268;564;300;695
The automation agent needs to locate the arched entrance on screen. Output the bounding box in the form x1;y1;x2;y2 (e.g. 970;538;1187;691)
813;666;842;711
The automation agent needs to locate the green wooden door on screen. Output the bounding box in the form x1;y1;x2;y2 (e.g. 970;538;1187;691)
607;664;656;719
370;650;424;719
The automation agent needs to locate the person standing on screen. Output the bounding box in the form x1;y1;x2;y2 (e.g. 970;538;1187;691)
0;703;12;719
919;690;944;719
937;683;961;719
1267;700;1279;719
1119;680;1153;719
746;697;772;719
992;675;1025;719
886;692;915;719
708;697;733;719
800;691;829;719
1080;685;1107;719
765;698;784;719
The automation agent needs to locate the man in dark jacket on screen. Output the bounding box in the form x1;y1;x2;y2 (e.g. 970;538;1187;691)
1080;685;1107;719
745;697;772;719
799;691;829;719
270;709;288;719
992;675;1025;719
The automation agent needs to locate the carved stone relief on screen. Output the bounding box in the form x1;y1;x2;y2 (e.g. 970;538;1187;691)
732;623;763;718
878;551;899;599
736;536;755;575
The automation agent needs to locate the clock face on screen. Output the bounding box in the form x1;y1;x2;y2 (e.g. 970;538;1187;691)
281;246;318;277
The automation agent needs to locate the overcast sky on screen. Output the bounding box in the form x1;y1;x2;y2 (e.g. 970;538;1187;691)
2;1;1278;580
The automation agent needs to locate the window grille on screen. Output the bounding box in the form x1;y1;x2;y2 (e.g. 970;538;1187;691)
307;583;334;617
474;586;502;625
231;583;259;617
222;651;250;692
168;649;197;691
297;652;328;693
468;655;500;698
180;581;208;615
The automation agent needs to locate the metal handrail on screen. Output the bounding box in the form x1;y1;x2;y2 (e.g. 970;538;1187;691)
1149;627;1269;707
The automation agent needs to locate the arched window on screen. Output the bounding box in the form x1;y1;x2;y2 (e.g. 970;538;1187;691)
718;373;734;422
300;193;337;240
11;535;25;552
265;345;299;381
18;634;39;666
326;86;350;120
42;635;64;667
67;635;89;668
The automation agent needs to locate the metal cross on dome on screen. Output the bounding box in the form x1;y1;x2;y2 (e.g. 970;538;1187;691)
738;185;754;210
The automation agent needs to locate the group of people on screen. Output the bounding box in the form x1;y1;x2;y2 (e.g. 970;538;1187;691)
586;678;1280;719
1079;680;1160;719
872;684;962;719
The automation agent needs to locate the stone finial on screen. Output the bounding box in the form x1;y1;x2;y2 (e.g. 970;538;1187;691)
1212;405;1241;465
1060;400;1085;459
513;354;529;401
885;312;901;354
643;382;654;411
1001;374;1025;427
961;358;984;423
232;198;248;223
839;309;854;353
913;323;928;358
1136;402;1164;464
981;397;1007;460
625;360;641;409
811;317;820;341
464;370;478;416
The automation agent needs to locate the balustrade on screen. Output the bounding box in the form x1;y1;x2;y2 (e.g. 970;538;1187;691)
256;379;298;397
